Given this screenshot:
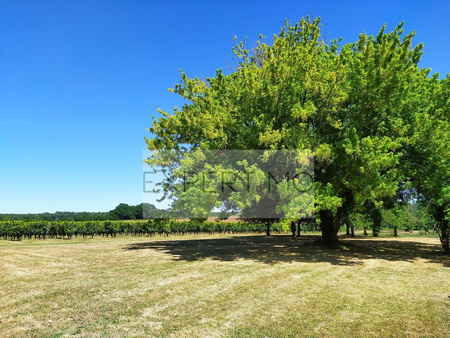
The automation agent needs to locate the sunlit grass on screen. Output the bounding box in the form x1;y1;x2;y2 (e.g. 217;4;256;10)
1;233;449;337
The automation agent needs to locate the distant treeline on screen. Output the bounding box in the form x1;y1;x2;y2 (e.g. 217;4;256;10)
0;203;161;222
0;203;223;222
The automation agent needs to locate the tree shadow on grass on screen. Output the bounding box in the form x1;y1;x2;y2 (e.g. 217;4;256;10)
124;235;449;267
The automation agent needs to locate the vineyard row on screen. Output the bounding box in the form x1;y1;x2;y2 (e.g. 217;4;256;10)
0;220;287;241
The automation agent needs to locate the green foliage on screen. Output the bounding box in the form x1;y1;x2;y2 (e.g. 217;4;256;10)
381;202;433;232
146;16;446;246
401;70;450;251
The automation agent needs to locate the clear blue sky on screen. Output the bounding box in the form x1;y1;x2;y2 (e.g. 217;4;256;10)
1;0;449;213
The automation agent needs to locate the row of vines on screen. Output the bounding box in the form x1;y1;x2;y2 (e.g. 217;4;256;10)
0;220;286;241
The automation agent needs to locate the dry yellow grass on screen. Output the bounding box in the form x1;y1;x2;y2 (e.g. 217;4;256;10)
0;233;449;337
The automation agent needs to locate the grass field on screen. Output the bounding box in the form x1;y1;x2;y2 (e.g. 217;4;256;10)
1;233;449;337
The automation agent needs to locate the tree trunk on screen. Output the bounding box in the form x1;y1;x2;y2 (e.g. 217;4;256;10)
266;222;271;237
364;227;368;236
437;221;449;254
372;227;379;237
394;226;398;237
440;231;450;253
317;210;340;246
290;221;296;239
433;208;450;254
344;217;355;238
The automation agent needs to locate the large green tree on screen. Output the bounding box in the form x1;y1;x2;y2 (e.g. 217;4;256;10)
146;17;446;247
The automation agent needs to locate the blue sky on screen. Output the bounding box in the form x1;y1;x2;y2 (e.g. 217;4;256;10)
1;0;449;213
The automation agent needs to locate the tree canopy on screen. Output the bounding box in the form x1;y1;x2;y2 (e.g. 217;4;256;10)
145;17;449;251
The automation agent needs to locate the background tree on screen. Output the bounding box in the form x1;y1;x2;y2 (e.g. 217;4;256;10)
109;203;135;220
404;72;450;252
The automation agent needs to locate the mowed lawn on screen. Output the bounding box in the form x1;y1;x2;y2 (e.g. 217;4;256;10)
0;233;449;337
